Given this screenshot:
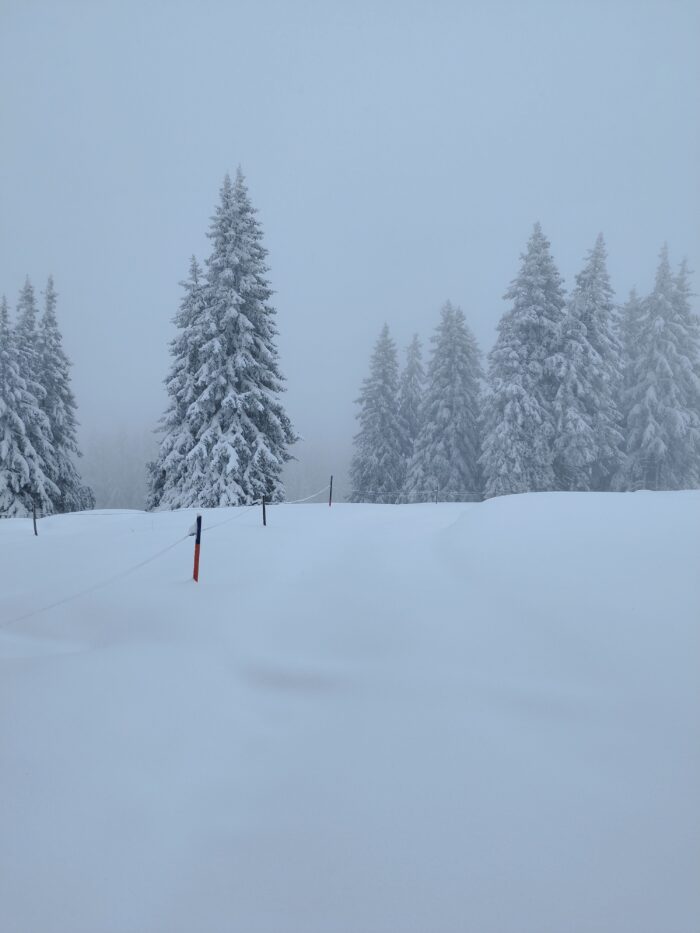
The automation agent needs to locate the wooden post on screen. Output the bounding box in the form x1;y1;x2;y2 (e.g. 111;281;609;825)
32;500;38;536
193;514;202;582
329;475;333;507
262;495;267;527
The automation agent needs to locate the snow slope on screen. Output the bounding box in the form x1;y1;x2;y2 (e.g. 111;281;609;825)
1;493;699;933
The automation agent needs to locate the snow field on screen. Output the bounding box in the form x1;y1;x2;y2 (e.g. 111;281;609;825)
1;492;699;933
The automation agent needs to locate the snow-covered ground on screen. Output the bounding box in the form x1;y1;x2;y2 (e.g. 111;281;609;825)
1;492;699;933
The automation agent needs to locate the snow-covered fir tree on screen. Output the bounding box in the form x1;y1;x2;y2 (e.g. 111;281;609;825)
147;256;207;509
617;246;700;490
37;277;94;512
404;303;482;501
348;323;406;502
149;170;297;509
0;295;55;516
615;287;645;476
552;234;624;490
12;278;58;513
617;287;644;393
550;305;596;490
669;256;700;483
397;334;424;466
673;258;699;344
480;223;566;498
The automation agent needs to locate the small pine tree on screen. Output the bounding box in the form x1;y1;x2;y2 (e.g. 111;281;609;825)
480;223;566;497
618;246;700;489
397;334;424;465
404;303;483;501
37;277;94;512
12;278;58;513
349;324;406;502
149;171;297;509
552;235;624;490
0;296;55;516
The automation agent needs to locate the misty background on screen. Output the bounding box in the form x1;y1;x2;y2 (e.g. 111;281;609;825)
1;0;698;506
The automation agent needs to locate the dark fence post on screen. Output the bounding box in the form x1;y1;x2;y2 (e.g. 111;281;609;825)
262;495;267;527
32;500;38;536
193;514;202;582
329;475;333;507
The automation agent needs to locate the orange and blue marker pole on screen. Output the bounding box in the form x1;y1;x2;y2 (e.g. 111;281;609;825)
193;514;202;582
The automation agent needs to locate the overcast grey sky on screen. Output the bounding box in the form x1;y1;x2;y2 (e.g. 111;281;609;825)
1;0;699;493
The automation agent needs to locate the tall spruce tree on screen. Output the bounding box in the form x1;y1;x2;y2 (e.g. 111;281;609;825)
37;277;94;512
618;246;700;489
149;171;297;509
13;278;58;513
349;324;406;503
397;334;424;466
480;223;566;497
0;296;55;516
552;235;624;490
404;303;482;501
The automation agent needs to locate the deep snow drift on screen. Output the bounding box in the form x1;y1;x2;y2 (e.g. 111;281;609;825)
1;492;699;933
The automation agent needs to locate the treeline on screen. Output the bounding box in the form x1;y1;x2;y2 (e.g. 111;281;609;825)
350;226;700;502
0;277;93;517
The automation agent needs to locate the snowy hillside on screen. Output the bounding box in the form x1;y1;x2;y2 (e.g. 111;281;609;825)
1;493;699;933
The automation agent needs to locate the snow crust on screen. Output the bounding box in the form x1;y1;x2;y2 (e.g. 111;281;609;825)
1;493;699;932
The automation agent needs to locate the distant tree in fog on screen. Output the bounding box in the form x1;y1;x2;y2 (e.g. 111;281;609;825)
480;223;566;498
404;303;482;501
617;288;644;399
397;334;424;465
81;425;157;509
349;324;406;503
617;247;700;489
552;235;624;491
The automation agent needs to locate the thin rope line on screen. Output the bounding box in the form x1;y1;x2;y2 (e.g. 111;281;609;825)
203;502;261;532
0;534;189;629
49;509;146;516
275;484;330;505
348;489;482;495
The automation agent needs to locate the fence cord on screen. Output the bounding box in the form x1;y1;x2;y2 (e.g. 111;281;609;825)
203;503;259;533
276;483;330;505
0;534;190;630
202;483;331;532
348;489;481;496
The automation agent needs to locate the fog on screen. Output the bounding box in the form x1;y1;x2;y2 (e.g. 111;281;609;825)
1;0;698;505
